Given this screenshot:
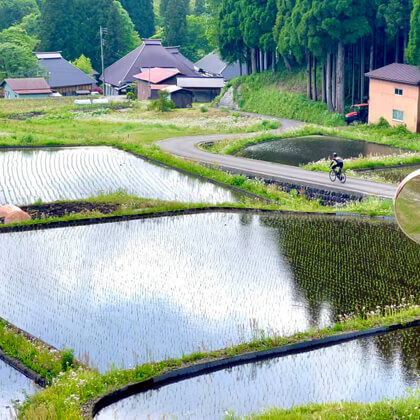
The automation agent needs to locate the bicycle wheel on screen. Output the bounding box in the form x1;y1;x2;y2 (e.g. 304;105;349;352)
329;170;336;182
339;171;347;183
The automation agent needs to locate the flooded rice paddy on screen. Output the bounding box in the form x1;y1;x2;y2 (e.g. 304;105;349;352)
0;212;418;372
0;360;37;419
235;135;404;166
97;327;420;420
0;147;239;205
357;165;420;184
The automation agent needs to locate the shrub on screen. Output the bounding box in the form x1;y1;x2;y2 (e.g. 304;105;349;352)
377;117;391;128
148;91;175;112
126;92;136;101
60;349;75;371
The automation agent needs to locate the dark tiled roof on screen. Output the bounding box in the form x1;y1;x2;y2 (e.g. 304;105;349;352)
35;52;96;88
365;63;420;86
103;39;199;88
196;52;226;75
195;52;244;80
3;78;52;93
166;46;196;70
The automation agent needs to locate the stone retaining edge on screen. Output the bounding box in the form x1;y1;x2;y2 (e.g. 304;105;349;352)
90;319;420;418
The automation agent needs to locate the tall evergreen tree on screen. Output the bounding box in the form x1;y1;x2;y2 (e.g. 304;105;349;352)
39;0;140;69
194;0;206;15
217;0;246;65
162;0;189;46
406;0;420;64
39;0;77;59
120;0;155;37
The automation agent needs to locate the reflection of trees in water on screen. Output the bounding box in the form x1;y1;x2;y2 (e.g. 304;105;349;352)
373;327;420;383
260;215;420;321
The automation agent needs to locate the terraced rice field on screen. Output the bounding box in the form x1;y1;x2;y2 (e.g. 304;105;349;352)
0;360;38;419
96;327;420;419
235;135;404;166
0;212;418;371
0;147;240;205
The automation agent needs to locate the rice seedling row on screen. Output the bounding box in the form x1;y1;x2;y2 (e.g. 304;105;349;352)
0;212;418;373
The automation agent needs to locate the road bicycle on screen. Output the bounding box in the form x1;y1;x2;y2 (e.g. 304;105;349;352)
329;167;346;183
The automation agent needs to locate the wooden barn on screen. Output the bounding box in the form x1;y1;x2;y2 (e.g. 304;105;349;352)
162;86;193;108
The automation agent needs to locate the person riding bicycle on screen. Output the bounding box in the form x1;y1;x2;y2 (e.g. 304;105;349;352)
330;153;344;176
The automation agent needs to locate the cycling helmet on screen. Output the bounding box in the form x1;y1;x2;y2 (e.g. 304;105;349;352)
333;152;338;157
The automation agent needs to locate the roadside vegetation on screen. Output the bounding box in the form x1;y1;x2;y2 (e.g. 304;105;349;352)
14;303;420;419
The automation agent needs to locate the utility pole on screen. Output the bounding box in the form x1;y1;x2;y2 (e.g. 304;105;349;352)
100;26;107;95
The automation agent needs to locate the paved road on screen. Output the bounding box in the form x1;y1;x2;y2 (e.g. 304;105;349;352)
157;117;397;199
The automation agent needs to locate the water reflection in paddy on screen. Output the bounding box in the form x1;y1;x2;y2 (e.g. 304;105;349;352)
235;135;404;166
0;213;418;371
0;147;240;204
97;327;420;420
0;360;38;420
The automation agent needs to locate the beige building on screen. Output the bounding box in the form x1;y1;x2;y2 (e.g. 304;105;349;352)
366;63;420;133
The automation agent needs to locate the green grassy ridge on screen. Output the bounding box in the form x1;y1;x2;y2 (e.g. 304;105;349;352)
243;389;420;420
0;318;75;383
305;153;420;172
17;306;420;419
218;72;344;126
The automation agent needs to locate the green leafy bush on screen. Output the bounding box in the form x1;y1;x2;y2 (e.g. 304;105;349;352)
148;91;175;112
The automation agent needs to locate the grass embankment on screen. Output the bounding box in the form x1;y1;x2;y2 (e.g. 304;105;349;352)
244;390;420;420
15;305;420;419
1;191;227;229
0;317;76;383
216;71;345;126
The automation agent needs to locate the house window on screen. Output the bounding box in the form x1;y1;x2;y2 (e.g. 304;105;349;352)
392;109;404;122
395;88;403;95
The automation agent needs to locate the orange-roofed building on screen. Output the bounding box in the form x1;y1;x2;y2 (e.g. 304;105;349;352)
365;63;420;133
133;68;179;100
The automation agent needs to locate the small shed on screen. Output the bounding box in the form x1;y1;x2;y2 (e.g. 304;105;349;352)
161;86;193;108
365;63;420;133
1;78;52;99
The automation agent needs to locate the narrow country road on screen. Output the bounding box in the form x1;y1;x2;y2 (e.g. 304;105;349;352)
157;116;397;199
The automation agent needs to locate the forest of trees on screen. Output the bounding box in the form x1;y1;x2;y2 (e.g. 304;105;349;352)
217;0;419;113
0;0;418;112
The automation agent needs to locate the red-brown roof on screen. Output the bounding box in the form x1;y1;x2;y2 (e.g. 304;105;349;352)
365;63;420;86
133;67;180;84
4;78;52;93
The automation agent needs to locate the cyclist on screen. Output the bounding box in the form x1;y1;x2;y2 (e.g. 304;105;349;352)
330;152;344;176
